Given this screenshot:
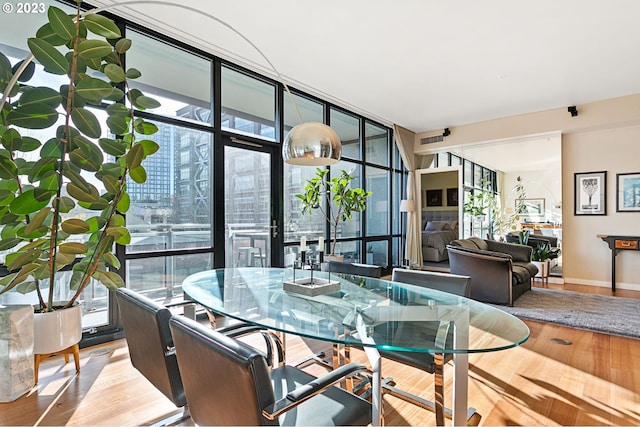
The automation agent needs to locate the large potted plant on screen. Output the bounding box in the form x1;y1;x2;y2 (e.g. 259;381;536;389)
0;3;159;365
295;168;371;261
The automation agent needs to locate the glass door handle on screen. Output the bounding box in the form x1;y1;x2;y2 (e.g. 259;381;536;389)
270;220;278;238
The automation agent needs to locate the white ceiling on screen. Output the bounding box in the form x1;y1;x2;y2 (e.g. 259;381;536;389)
90;0;640;134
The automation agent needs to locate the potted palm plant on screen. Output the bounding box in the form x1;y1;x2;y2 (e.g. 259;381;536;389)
0;3;159;367
295;168;371;261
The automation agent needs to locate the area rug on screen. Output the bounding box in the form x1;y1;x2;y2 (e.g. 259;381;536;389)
491;287;640;339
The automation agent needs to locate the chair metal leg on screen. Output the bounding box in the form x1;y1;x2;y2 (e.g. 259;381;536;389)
149;407;190;427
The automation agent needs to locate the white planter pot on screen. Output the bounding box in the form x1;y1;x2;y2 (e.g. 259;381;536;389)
33;303;82;355
532;260;550;278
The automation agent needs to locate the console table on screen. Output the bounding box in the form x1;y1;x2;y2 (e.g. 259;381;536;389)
597;234;640;291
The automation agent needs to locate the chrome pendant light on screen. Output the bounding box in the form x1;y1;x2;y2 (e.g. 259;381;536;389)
283;122;341;165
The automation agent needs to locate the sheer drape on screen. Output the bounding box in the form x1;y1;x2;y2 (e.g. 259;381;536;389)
393;124;422;265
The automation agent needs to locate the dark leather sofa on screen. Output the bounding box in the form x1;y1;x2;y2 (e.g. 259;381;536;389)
447;237;537;305
505;232;560;259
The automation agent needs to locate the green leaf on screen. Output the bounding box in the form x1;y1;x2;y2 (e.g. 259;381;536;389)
61;218;90;234
19;87;62;108
19;137;41;152
98;138;126;156
101;174;120;194
63;169;91;193
77;39;113;59
125;68;142;79
103;63;126;83
66;181;100;203
70;136;104;172
75;77;114;103
134;95;161;110
48;6;76;41
6;104;59;129
67;51;87;74
0;237;22;251
69;269;83;291
59;84;87;109
111;214;125;227
137;139;160;156
54;251;76;269
116;191;130;214
105;87;125;102
40;138;63;158
133;120;158;136
106;102;129;116
57;196;75;213
59;242;88;254
114;38;132;54
86;216;107;232
106;115;128;135
129;165;147;184
0;156;17;179
9;188;53;214
125;143;144;169
93;270;124;291
71;107;102;138
35;23;67;46
23;207;51;235
27;37;68;75
28;157;57;182
84;14;121;39
6;250;41;272
12;60;36;83
102;252;120;269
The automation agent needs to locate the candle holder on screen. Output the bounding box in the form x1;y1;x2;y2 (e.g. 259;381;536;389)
285;249;339;296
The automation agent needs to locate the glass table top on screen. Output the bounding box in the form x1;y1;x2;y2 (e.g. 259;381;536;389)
182;268;530;354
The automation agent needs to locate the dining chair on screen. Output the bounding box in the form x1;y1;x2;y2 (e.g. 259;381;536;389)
168;314;372;426
115;288;284;425
380;268;478;426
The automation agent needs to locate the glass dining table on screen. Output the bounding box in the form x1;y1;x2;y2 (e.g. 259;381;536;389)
182;267;530;426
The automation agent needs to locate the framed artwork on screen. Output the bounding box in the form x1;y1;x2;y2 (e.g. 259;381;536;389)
616;172;640;212
574;171;606;215
516;198;545;216
426;189;443;207
446;188;459;206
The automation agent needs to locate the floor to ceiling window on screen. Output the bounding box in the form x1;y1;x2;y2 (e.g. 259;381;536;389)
0;0;405;345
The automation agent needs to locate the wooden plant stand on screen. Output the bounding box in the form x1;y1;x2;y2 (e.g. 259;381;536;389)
34;343;80;384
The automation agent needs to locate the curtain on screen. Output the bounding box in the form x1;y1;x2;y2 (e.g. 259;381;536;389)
393;124;423;265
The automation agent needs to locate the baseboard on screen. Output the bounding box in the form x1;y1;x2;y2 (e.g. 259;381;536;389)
563;277;640;292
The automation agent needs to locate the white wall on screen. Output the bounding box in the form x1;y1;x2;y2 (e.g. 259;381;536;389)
414;93;640;291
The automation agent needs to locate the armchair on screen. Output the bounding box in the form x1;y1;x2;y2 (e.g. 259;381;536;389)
447;237;537;305
168;315;372;426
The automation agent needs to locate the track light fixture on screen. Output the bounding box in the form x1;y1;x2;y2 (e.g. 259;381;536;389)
568;106;578;117
442;128;451;137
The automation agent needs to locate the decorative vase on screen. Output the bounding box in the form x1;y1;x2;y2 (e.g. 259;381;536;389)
33;302;82;355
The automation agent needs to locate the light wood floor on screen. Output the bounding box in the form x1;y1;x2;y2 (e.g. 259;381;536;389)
1;282;638;426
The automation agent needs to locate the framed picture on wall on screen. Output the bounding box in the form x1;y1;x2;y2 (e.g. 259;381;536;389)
616;172;640;212
574;171;607;215
517;198;545;216
426;189;443;207
446;188;458;206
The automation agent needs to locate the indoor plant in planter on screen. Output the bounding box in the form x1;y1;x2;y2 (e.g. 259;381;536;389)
295;168;371;261
531;242;553;282
0;3;159;377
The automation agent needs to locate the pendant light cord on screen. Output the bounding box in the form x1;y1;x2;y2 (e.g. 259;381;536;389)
1;0;305;125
